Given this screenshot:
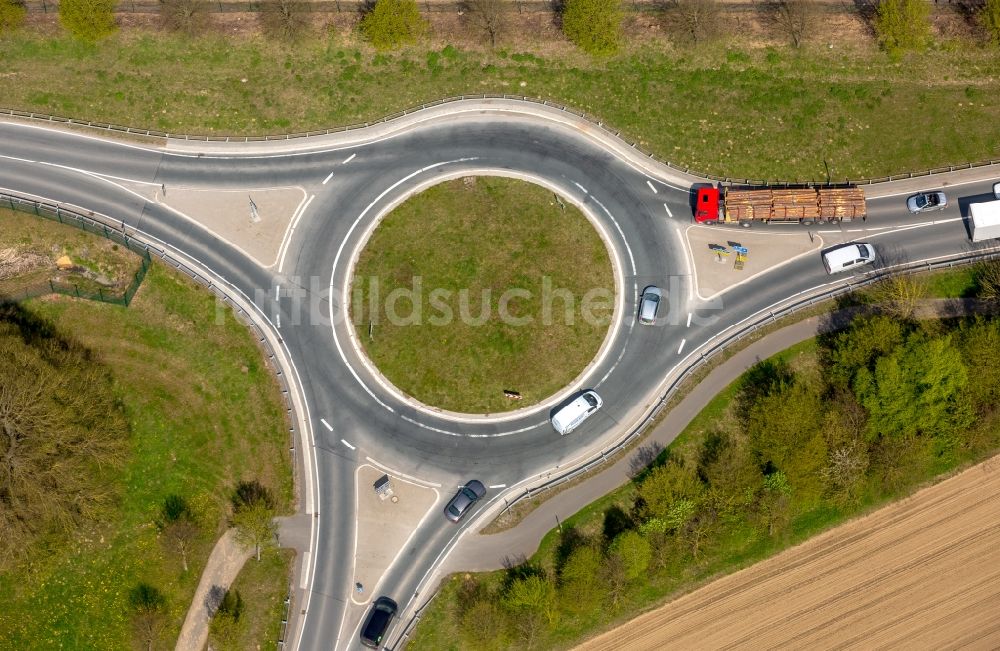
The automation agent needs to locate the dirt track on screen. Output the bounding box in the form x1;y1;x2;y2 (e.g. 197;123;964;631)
577;456;1000;651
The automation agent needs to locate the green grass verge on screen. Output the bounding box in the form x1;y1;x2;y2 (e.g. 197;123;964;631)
0;215;293;649
351;176;613;413
1;34;999;180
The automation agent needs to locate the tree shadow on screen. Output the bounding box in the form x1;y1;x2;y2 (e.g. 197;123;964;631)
554;525;590;575
500;554;546;592
627;441;665;480
602;505;633;544
0;303;84;363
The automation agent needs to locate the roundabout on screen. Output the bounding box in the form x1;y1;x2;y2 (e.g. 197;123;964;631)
348;175;616;415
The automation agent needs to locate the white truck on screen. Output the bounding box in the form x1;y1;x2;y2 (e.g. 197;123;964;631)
969;183;1000;242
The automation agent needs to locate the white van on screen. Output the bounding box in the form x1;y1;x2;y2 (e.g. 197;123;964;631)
822;242;875;275
551;390;603;435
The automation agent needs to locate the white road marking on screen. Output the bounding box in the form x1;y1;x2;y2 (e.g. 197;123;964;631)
646;180;658;194
340;439;355;450
573;181;588;194
320;418;334;431
343;153;356;164
276;313;281;328
663;202;673;218
590;194;637;276
676;226;695;304
488;484;507;489
686;312;692;327
275;284;280;301
277;193;314;273
322;171;335;185
677;339;686;355
363;458;442;487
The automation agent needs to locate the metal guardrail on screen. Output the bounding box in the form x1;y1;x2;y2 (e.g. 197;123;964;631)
276;591;292;650
0;191;302;480
3;97;999;188
492;245;1000;522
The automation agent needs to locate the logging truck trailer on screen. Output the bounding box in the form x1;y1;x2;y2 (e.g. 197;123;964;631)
694;185;867;226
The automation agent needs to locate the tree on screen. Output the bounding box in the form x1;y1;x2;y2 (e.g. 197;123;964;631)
559;544;604;614
608;530;651;582
981;0;1000;46
561;0;622;56
359;0;427;51
59;0;117;41
636;458;704;520
826;315;906;390
258;0;311;41
972;257;1000;299
0;315;128;569
664;0;722;45
159;0;210;34
760;0;818;47
464;0;506;48
502;574;555;644
957;318;1000;413
757;470;792;536
873;0;931;54
160;495;199;572
129;583;167;651
208;589;245;651
869;273;927;320
231;479;277;561
854;334;971;441
0;0;26;34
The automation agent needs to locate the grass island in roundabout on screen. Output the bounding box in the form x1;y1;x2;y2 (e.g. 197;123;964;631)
350;176;617;414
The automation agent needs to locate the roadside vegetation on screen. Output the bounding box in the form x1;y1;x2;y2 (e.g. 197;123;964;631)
408;262;1000;650
1;4;1000;180
0;212;293;649
351;176;613;413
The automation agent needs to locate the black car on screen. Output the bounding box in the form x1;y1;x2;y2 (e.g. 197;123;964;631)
444;480;487;523
360;596;398;649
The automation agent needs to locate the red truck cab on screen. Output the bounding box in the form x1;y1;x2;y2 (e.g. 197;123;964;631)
695;186;720;223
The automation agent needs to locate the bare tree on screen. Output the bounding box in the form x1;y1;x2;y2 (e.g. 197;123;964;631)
159;0;210;34
258;0;311;41
760;0;819;47
821;440;869;503
163;517;198;572
663;0;722;44
464;0;506;48
869;273;928;320
129;583;167;651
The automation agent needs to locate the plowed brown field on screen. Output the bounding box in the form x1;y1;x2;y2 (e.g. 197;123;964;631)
577;456;1000;651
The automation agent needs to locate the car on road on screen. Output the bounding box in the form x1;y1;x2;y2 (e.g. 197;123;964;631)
360;596;398;648
638;286;662;325
444;480;487;523
551;390;603;435
821;242;875;275
993;182;1000;199
906;191;948;214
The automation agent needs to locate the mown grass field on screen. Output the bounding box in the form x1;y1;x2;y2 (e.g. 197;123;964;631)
351;176;613;413
0;213;293;649
1;33;999;180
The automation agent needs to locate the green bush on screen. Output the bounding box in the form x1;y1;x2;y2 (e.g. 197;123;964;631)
359;0;427;51
59;0;117;41
0;0;26;34
982;0;1000;46
873;0;931;54
561;0;622;56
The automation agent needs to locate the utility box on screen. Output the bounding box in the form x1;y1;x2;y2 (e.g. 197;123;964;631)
970;200;1000;242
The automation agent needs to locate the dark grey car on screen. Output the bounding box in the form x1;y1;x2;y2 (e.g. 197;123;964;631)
638;286;662;325
360;596;397;648
444;480;486;523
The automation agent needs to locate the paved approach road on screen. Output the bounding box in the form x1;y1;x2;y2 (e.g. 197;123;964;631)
2;99;998;650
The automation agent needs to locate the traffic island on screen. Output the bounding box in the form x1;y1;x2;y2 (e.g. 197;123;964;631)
351;465;439;609
684;225;823;300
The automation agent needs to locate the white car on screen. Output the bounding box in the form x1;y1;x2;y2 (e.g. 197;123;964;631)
993;182;1000;200
551;390;602;435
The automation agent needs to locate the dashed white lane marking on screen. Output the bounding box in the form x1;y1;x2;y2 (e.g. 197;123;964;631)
320;418;334;431
489;484;507;489
573;181;588;194
340;439;356;450
647;180;658;194
275;284;280;301
276;313;281;328
322;171;335;185
686;312;692;327
343;153;356;164
663;202;673;218
677;339;686;355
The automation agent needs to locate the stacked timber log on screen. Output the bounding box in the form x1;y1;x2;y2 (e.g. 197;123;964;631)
724;189;772;221
770;189;820;222
818;188;866;222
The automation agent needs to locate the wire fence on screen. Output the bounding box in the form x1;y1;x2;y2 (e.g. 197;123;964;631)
0;194;152;306
3;96;999;190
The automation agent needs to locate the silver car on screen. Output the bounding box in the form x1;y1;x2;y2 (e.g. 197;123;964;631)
906;191;947;214
444;480;486;523
638;286;662;325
